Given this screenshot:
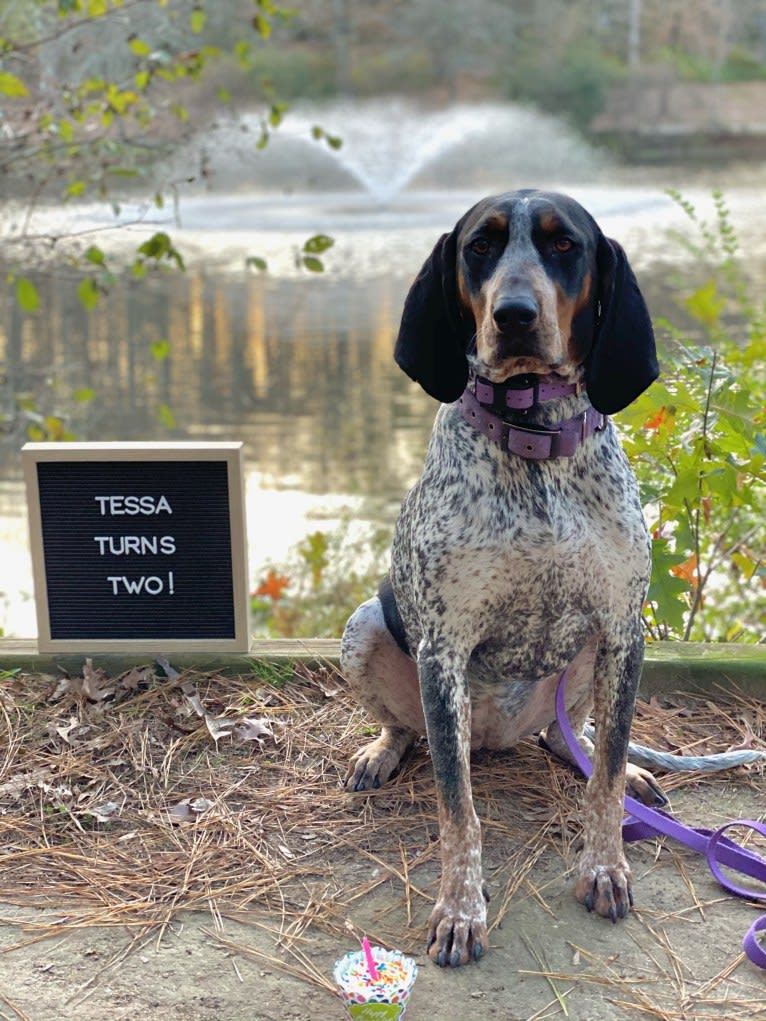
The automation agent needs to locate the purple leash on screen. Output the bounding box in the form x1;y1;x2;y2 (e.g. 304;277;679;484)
554;670;766;969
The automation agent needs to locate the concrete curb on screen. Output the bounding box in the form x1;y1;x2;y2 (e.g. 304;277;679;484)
0;639;763;698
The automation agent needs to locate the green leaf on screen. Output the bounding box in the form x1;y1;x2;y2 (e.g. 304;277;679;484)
269;102;288;128
106;166;140;178
0;71;29;98
65;180;87;198
234;40;252;68
150;339;171;361
87;0;108;15
311;125;343;150
157;403;176;430
135;70;150;89
84;245;105;266
647;541;691;634
139;233;170;259
302;256;324;273
138;232;184;270
253;14;272;38
685;278;725;327
129;37;151;57
74;388;95;402
190;7;207;33
246;256;268;272
303;234;334;255
16;277;40;313
77;277;101;310
58;119;75;142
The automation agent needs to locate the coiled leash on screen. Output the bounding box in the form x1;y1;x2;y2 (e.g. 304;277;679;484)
554;670;766;968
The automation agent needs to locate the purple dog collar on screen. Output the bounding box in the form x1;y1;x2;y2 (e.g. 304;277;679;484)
554;669;766;969
457;385;607;460
471;374;581;410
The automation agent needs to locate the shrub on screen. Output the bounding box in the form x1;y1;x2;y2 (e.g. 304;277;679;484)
619;191;765;642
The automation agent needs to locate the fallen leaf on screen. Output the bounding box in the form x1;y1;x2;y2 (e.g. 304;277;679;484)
155;656;180;680
116;666;153;692
53;716;83;743
168;797;213;823
82;658;112;699
232;717;274;744
205;716;236;743
84;801;120;823
181;681;205;718
0;767;52;797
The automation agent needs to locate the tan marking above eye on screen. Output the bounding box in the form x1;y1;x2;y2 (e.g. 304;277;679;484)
538;211;561;233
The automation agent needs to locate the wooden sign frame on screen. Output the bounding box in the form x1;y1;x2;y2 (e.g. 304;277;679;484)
23;442;250;653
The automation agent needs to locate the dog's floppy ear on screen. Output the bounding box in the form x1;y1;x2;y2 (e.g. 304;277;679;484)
394;218;473;403
586;234;659;415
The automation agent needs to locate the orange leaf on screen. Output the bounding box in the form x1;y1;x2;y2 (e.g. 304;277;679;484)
670;554;699;588
253;569;290;601
644;407;668;432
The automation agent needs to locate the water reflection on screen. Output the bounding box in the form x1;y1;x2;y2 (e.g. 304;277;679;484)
0;263;439;635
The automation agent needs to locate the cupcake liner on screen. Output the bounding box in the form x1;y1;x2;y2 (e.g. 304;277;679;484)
333;946;417;1020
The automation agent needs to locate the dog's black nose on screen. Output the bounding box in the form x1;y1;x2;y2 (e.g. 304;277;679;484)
493;296;539;333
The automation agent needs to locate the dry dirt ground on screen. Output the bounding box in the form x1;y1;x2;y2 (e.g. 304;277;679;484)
0;662;763;1021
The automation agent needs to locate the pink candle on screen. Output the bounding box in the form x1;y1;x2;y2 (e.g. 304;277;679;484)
361;936;379;981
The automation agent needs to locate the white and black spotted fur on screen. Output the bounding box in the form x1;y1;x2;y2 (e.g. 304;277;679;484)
340;190;664;968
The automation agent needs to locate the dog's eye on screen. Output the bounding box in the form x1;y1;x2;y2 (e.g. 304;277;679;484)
470;237;491;256
554;237;575;253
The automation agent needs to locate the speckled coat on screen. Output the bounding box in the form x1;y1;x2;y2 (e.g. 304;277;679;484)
340;190;662;969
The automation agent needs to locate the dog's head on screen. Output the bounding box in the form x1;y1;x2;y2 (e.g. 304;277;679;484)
394;189;658;415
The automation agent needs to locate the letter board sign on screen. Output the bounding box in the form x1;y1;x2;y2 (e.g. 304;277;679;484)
23;442;250;652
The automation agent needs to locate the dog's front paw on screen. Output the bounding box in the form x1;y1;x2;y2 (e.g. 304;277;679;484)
575;855;633;923
427;889;489;967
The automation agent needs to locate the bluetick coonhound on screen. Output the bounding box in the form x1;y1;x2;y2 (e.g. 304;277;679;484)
341;189;663;968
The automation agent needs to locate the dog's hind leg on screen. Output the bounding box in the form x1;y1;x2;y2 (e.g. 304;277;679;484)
543;704;668;807
539;640;667;807
341;596;423;791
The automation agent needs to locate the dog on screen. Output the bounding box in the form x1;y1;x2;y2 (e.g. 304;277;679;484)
340;189;663;968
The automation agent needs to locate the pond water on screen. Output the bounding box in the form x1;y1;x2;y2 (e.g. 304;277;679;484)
2;113;765;638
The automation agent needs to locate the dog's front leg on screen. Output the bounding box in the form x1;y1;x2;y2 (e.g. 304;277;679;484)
575;631;642;921
419;641;488;966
